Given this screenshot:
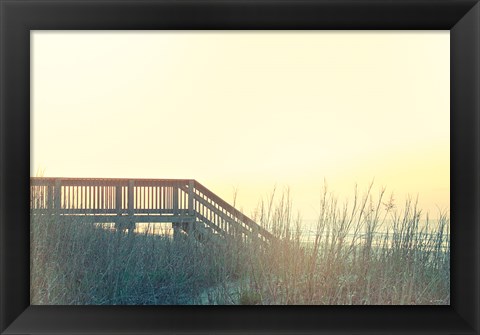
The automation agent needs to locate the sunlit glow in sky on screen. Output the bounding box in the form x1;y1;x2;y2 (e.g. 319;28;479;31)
31;31;449;221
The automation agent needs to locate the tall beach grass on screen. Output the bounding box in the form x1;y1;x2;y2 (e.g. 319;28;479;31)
31;184;450;305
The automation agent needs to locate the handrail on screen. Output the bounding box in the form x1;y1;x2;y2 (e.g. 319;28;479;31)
192;180;275;242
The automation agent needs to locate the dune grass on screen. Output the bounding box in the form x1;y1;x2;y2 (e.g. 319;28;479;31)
30;218;245;305
30;185;450;305
245;184;450;305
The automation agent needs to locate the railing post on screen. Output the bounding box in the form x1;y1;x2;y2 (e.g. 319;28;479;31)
47;184;54;211
173;183;178;215
188;180;194;216
54;179;61;211
128;180;134;216
115;185;122;214
127;180;135;231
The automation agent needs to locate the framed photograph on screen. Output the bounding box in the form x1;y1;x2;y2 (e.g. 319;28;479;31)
1;0;479;334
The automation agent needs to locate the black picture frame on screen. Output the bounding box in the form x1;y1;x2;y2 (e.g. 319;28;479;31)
1;0;479;334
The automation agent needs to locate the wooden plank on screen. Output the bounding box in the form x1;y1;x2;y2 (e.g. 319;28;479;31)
53;214;195;224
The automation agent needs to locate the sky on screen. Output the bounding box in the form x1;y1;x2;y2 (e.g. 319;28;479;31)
31;31;450;222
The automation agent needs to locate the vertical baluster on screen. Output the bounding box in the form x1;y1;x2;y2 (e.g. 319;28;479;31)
167;187;170;210
149;186;152;210
39;185;41;209
100;185;103;211
147;186;150;210
66;186;69;209
96;185;99;210
162;186;166;210
128;180;134;216
184;188;187;211
62;185;65;209
143;186;146;210
79;186;82;209
133;186;136;209
122;187;125;209
123;187;128;209
188;181;194;216
54;179;61;211
160;185;163;210
115;185;122;214
35;186;39;209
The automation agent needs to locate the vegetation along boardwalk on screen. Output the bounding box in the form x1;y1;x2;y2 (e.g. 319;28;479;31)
30;177;275;245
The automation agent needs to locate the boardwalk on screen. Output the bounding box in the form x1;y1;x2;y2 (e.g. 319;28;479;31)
30;177;275;245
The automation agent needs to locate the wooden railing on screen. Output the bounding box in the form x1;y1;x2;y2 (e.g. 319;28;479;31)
188;181;275;244
30;177;275;244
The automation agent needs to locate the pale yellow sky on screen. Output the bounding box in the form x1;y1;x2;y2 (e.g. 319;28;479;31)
31;31;449;222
